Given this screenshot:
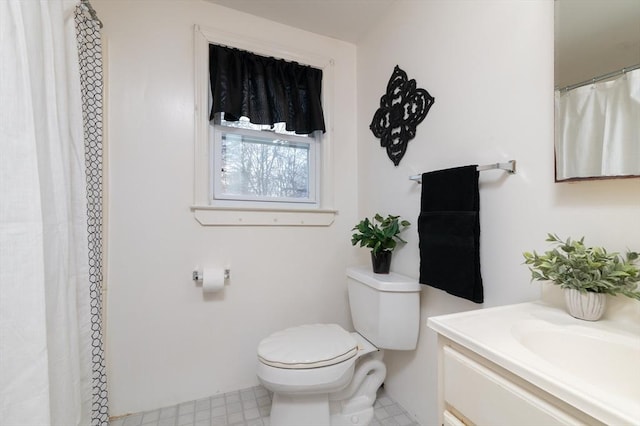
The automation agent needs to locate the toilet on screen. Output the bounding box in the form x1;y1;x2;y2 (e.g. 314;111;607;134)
256;266;421;426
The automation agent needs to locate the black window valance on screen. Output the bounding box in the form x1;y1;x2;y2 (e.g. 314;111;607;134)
209;44;326;135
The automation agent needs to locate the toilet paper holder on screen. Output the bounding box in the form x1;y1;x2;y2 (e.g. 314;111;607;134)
192;269;230;281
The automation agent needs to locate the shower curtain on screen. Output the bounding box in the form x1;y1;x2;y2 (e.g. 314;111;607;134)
0;0;107;424
555;69;640;180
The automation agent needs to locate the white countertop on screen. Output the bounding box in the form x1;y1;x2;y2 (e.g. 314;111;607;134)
427;301;640;426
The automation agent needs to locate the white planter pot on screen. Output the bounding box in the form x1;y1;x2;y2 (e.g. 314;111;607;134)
563;289;606;321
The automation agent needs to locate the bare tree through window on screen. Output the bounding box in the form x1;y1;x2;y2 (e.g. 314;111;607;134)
216;116;313;202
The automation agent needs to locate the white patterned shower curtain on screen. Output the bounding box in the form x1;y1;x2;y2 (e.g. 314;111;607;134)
0;0;107;424
555;69;640;180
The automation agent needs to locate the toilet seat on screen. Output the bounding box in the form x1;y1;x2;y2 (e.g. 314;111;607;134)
258;324;358;369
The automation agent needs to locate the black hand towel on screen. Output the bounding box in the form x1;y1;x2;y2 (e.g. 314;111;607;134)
418;165;483;303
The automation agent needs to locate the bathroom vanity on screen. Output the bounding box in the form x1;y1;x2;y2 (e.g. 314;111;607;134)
428;302;640;426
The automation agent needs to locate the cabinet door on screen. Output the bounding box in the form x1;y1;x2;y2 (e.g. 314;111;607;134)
443;346;585;426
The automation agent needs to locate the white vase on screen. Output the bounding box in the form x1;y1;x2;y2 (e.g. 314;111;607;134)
563;288;606;321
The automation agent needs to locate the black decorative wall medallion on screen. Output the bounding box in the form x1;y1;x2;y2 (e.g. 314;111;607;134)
370;65;435;166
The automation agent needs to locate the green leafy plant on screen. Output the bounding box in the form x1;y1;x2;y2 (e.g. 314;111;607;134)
523;234;640;300
351;214;411;255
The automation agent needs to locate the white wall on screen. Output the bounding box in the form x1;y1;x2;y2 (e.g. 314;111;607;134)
356;1;640;425
96;0;640;421
94;0;359;416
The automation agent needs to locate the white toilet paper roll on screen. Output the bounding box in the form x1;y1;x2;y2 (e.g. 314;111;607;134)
202;268;225;294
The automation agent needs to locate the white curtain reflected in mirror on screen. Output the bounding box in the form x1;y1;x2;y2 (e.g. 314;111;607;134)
554;0;640;181
555;68;640;181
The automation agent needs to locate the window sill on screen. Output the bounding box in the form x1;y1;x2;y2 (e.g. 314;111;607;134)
191;205;337;226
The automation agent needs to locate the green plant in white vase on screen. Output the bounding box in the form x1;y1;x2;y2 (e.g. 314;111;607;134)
523;234;640;320
351;214;410;274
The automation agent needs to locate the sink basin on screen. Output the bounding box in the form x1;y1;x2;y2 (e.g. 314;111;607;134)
512;320;640;400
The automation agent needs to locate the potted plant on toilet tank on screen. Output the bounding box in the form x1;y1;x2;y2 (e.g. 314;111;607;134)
523;234;640;321
351;214;410;274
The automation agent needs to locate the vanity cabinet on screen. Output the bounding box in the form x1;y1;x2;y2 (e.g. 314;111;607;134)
428;302;639;425
436;337;604;426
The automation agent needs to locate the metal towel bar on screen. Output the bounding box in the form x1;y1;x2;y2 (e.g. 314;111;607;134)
409;160;516;183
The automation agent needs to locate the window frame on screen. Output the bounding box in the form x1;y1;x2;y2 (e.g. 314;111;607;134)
192;25;336;226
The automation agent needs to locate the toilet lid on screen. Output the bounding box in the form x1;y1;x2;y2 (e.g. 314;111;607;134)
258;324;358;369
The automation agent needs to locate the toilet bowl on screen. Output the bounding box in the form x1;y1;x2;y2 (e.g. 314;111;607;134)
256;267;421;426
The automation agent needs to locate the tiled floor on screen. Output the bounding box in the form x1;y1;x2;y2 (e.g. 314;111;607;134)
109;385;419;426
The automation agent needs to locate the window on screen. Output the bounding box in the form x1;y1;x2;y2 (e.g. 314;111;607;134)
210;114;320;207
192;25;336;226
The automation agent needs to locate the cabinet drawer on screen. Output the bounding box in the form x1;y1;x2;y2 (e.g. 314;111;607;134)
443;346;584;426
443;410;466;426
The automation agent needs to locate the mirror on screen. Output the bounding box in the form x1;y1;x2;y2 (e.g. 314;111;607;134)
554;0;640;181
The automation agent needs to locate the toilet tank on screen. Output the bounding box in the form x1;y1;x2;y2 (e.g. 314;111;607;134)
347;266;421;350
